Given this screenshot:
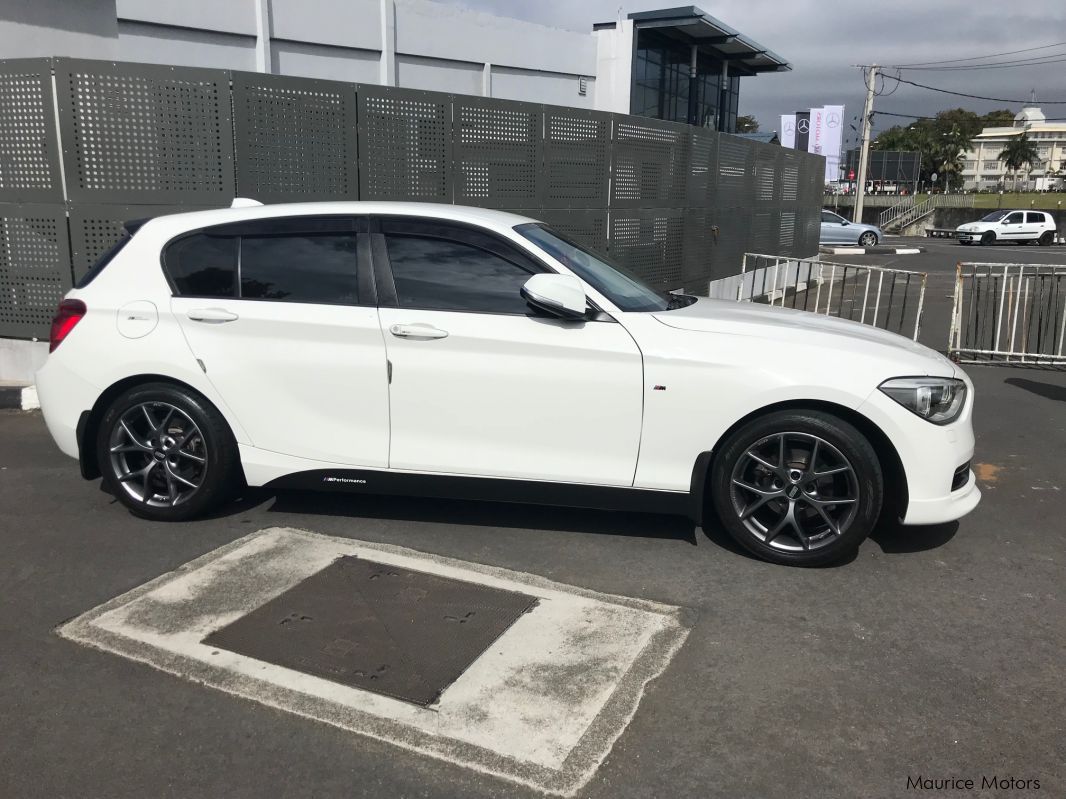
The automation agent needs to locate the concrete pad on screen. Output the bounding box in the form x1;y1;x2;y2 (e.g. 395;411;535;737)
58;527;690;796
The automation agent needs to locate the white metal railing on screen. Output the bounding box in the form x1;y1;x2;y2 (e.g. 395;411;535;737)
876;196;919;227
740;253;928;340
949;262;1066;365
879;193;975;230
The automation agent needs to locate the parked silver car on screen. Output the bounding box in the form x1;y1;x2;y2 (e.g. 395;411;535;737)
820;209;883;247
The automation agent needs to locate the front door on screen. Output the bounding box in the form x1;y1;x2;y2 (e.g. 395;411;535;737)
998;211;1025;240
374;217;644;486
169;216;390;467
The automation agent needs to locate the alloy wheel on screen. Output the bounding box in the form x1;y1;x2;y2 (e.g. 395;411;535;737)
729;431;859;553
108;401;208;508
859;232;877;247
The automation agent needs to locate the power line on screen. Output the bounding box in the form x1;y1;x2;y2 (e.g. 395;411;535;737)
888;41;1066;68
888;76;1066;104
904;54;1066;71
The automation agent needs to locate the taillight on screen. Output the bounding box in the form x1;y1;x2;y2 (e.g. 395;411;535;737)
49;299;87;353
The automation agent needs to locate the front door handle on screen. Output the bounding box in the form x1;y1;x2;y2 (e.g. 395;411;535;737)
389;323;448;340
187;308;239;323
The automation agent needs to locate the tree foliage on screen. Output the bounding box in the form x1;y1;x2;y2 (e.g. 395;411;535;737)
871;107;1017;189
736;114;759;133
998;133;1040;190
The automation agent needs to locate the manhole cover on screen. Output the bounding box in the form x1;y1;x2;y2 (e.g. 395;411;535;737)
202;556;537;706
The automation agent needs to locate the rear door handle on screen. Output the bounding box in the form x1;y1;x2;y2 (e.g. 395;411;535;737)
187;308;239;323
389;323;448;340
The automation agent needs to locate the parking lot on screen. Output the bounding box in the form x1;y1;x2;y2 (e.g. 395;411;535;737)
2;237;1064;798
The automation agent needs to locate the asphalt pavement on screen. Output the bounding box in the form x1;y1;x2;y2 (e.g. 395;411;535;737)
2;237;1064;798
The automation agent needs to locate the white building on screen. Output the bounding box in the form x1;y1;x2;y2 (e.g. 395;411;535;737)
0;0;788;131
960;106;1066;191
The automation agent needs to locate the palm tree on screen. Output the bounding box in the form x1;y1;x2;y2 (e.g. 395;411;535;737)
998;133;1040;192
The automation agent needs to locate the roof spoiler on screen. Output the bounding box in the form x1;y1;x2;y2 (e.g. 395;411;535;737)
231;197;264;208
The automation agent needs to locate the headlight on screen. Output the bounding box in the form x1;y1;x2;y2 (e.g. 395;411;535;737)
879;377;967;425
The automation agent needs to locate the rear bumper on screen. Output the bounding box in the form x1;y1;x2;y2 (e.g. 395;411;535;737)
36;357;97;461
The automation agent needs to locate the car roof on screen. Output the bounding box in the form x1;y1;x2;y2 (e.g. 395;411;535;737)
135;202;540;239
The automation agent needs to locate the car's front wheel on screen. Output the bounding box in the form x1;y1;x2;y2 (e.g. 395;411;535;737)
858;231;878;247
981;231;996;245
709;410;883;566
97;382;239;521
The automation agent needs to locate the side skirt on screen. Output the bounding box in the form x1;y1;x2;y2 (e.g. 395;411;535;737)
265;469;694;519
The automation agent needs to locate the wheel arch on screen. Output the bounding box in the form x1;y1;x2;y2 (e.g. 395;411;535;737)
78;374;238;481
689;399;907;525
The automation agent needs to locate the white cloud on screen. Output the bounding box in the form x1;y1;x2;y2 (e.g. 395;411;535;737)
431;0;1066;132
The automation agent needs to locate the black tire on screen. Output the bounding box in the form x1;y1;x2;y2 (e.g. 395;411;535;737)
97;382;239;521
709;410;883;566
858;231;878;247
1039;231;1054;246
981;231;996;245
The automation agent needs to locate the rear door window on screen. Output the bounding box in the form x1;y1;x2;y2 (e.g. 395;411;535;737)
240;234;359;304
164;234;238;298
1027;212;1047;224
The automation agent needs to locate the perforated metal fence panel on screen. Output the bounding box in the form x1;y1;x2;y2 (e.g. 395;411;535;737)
542;108;611;209
610;116;690;209
54;59;234;205
0;57;826;341
68;204;216;279
0;204;71;339
358;85;452;202
453;96;541;209
0;60;63;203
232;72;358;203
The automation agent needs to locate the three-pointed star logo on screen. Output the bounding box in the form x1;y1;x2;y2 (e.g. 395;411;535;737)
797;119;810;134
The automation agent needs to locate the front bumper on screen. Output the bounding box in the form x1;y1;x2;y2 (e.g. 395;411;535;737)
957;230;980;243
857;378;980;527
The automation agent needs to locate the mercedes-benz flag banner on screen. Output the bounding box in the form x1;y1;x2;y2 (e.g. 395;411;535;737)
780;114;796;148
794;112;810;151
820;105;845;183
782;105;845;183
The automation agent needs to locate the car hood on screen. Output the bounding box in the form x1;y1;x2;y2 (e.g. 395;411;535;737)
957;221;996;231
652;297;955;375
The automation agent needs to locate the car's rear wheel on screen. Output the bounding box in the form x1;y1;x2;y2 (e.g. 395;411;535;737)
709;410;883;566
1039;231;1054;246
858;231;878;247
981;231;996;245
97;382;239;521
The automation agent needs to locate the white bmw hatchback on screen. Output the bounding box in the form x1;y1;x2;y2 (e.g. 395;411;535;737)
38;202;980;566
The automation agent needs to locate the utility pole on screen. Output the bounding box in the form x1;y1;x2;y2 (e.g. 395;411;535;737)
853;65;878;223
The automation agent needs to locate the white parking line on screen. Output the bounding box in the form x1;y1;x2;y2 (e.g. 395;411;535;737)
58;527;689;796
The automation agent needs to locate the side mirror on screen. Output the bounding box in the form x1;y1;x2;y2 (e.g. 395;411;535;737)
840;220;849;226
521;273;588;321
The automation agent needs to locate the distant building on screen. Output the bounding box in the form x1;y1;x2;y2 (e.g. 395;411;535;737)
960;106;1066;191
0;1;789;134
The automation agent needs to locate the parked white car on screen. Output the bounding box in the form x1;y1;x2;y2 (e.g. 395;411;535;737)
957;210;1057;245
37;202;980;566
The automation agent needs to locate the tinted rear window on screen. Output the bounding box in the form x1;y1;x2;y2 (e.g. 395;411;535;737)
1027;212;1047;224
240;234;359;304
164;234;238;297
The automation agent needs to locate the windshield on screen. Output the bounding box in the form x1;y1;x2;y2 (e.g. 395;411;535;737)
514;224;693;312
980;211;1009;222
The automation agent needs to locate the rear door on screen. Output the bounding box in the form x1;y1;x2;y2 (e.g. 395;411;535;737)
373;216;643;485
1025;211;1048;240
168;215;390;467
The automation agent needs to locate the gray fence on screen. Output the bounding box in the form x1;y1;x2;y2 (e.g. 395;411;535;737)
0;57;824;340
